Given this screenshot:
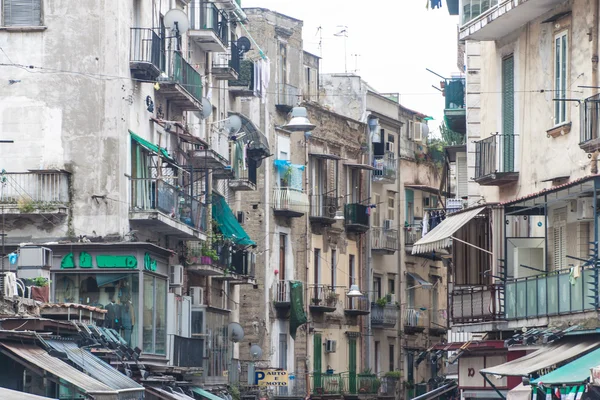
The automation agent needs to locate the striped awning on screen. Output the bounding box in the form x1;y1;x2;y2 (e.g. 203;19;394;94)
411;206;485;254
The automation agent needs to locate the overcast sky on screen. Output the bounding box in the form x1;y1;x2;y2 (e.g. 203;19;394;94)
243;0;460;135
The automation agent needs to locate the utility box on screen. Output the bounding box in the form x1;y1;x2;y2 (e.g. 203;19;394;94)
17;246;53;281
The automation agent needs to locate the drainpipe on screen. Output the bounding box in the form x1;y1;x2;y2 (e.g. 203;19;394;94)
593;0;599;91
365;115;373;372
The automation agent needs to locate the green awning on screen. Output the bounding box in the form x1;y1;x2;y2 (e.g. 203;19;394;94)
531;347;600;385
192;387;223;400
129;130;175;162
212;194;256;246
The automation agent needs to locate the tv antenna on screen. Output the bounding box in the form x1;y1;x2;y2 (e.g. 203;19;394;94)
351;53;361;74
334;26;349;73
315;26;323;58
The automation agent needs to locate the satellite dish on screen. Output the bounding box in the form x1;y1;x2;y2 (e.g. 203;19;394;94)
250;344;263;359
228;322;245;342
224;115;242;135
237;37;252;53
200;98;212;119
164;9;189;35
421;123;430;136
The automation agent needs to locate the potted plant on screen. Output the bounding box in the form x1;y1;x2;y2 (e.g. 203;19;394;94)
376;297;388;307
201;246;217;264
281;166;293;187
326;291;339;306
28;277;50;303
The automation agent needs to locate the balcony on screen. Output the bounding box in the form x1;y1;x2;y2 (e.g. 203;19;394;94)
451;284;502;324
274;280;291;316
344;203;370;233
212;42;240;81
220;249;256;285
443;78;466;135
309;194;338;226
188;147;230;171
429;308;448;336
207;285;231;311
371;303;398;328
309;285;338;313
130;28;162;80
0;171;70;217
404;225;422;254
474;133;519;186
275;83;299;113
129;178;207;240
379;376;400;398
229;60;255;97
403;306;427;334
580;93;600;152
311;373;346;395
344;295;371;316
505;267;596;320
459;0;564;41
186;242;226;276
228;162;256;191
371;227;399;254
188;0;229;53
160;51;203;111
272;187;308;218
355;374;380;395
372;154;397;183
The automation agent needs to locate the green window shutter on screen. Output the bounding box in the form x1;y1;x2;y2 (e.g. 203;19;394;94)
502;56;515;172
405;189;414;225
3;0;42;26
348;338;357;394
313;334;322;391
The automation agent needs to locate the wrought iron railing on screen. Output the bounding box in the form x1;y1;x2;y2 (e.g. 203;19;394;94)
129;178;207;231
274;280;290;303
451;284;502;323
231;250;255;277
403;306;427;328
371;303;398;327
372;154;397;181
276;83;299;107
404;225;422;246
129;28;163;70
189;0;229;46
474;133;518;179
0;171;70;205
344;203;369;227
309;284;338;308
272;187;308;214
168;51;203;103
371;227;399;252
309;194;338;219
345;295;370;313
581;93;600;144
311;373;346;395
505;266;596;320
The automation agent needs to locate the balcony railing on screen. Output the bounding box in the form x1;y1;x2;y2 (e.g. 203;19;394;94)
372;154;397;182
309;284;338;312
443;78;465;110
274;280;290;303
166;51;203;104
344;295;370;316
189;0;229;46
354;373;380;394
272;187;308;217
371;227;399;253
130;178;207;231
380;376;399;397
344;203;369;232
404;225;422;247
229;162;257;191
0;171;70;207
172;335;204;367
129;28;163;80
451;284;502;323
371;303;398;327
231;250;255;277
311;373;346;395
403;306;427;329
474;133;519;185
505;267;596;320
276;83;299;111
309;194;338;221
461;0;499;27
581;93;600;145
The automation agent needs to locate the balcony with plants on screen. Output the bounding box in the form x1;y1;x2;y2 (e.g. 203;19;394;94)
272;160;308;218
188;0;229;52
473;133;519;186
310;371;380;396
459;0;564;41
0;170;70;218
309;285;339;313
380;372;401;398
371;296;399;328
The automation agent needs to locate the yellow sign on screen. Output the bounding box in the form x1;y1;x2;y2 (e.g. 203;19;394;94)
255;370;288;386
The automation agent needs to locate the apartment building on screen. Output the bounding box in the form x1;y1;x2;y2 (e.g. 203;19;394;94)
0;0;258;392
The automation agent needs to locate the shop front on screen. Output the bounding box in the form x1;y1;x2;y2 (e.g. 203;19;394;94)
49;242;171;356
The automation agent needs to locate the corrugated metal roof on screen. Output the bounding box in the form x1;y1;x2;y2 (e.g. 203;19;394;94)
47;340;144;395
501;174;599;206
145;386;195;400
0;342;118;398
0;387;57;400
40;303;107;314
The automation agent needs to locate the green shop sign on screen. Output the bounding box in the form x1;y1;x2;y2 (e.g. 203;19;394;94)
60;252;159;270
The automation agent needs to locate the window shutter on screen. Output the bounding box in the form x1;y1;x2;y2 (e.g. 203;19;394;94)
552;207;567;271
501;56;515;172
3;0;42;26
456;153;468;197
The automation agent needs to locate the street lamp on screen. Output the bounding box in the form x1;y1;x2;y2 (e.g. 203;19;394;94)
283;107;316;132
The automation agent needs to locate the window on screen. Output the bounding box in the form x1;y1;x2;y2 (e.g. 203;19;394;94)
279;234;287;281
501;56;515;173
387;194;395;221
406;352;414;383
374;276;382;300
331;249;337;287
349;254;355;286
279;333;288;369
374;341;380;374
143;275;167;354
388;278;395;295
2;0;42;26
554;31;568;125
406;275;415;307
389;344;395;372
314;249;321;299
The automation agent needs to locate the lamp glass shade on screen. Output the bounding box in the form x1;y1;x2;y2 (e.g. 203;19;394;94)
347;284;362;297
283;107;316;132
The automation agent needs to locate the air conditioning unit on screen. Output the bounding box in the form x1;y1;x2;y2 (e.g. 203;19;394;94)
169;265;184;286
325;339;337;353
190;286;204;306
384;219;394;230
18;247;52;268
577;197;594;220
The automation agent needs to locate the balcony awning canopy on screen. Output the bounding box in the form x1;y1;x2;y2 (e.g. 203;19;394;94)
344;162;375;170
404;184;454;198
309;153;342;160
530;346;600;386
192;387;223;400
411;206;485;254
481;338;600;378
406;272;432;288
228;111;270;160
212;193;256;247
0;387;57;400
129;130;175;163
411;382;458;400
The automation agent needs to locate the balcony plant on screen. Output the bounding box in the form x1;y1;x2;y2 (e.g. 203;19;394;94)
26;277;50;303
201;246;219;264
375;297;388;307
384;371;401;379
326;291;339;306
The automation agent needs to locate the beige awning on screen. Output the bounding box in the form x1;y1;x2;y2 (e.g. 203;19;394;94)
481;338;600;377
411;206;485;254
506;383;532;400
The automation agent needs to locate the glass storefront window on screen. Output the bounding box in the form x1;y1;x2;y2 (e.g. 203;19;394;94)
54;273;139;349
143;275;167;355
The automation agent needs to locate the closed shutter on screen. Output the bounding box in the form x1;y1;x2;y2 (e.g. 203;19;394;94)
456;153;468;197
553;207;567;270
313;334;322;390
3;0;42;26
502;56;515;172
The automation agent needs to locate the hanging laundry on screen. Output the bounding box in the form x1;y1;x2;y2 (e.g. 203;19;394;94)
422;212;429;236
261;57;270;104
430;0;442;8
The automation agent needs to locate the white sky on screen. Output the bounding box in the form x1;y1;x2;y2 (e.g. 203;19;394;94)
242;0;460;135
